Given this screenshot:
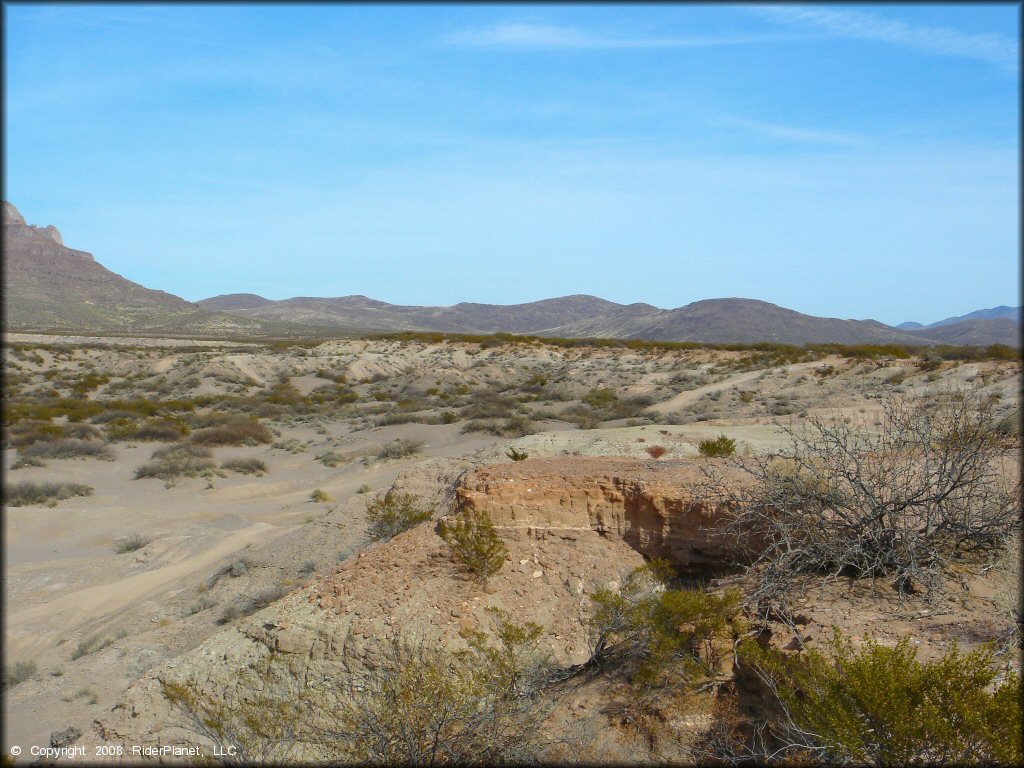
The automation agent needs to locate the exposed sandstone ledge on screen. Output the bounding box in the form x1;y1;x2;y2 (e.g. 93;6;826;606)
456;456;751;575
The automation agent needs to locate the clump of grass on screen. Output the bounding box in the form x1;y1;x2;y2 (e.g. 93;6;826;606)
317;449;348;467
71;630;126;660
376;438;424;460
3;660;37;687
105;418;188;442
20;438;114;461
356;483;373;494
697;434;736;457
4;481;93;507
216;584;290;625
272;438;308;453
191;418;272;446
310;488;333;503
221;457;268;476
134;444;216;482
114;532;152;554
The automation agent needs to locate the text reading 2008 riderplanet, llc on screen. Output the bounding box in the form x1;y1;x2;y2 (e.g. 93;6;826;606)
14;744;230;759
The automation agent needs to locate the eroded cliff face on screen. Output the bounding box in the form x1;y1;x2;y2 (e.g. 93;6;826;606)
456;456;750;576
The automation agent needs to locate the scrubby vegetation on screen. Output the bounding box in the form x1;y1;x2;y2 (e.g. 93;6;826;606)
3;660;37;688
704;386;1022;604
364;490;434;541
734;631;1022;765
375;437;424;460
697;434;736;457
190;418;273;446
114;532;152;554
438;508;508;581
220;457;268;476
4;480;94;507
134;445;217;483
20;438;114;461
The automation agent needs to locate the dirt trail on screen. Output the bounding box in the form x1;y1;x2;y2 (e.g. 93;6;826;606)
649;361;824;414
6;522;283;652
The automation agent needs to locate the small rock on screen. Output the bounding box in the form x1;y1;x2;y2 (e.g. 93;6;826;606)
50;726;82;749
532;570;543;578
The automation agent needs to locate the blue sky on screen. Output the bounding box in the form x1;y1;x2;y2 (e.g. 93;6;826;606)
4;3;1019;325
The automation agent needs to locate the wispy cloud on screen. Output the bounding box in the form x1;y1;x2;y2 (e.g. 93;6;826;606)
446;22;805;50
757;6;1018;71
713;114;867;149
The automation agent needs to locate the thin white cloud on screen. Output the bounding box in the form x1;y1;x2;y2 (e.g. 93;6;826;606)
757;6;1018;70
714;114;867;148
446;22;805;50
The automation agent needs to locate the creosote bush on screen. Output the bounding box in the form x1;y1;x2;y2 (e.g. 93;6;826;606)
737;631;1022;766
21;438;114;461
438;507;507;581
221;457;268;476
364;490;434;541
698;434;736;457
589;561;742;692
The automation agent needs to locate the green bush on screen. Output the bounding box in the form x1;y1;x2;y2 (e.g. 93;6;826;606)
365;490;434;541
698;434;736;457
582;388;618;409
740;631;1022;766
438;508;507;581
589;561;742;690
4;481;93;507
505;447;529;462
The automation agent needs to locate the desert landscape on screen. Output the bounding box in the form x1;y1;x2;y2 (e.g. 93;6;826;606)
3;330;1020;762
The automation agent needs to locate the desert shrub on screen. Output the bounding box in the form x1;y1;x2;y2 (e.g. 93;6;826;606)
3;660;37;687
164;613;553;765
4;481;93;507
221;457;267;476
309;488;333;503
191;418;272;446
375;438;423;460
272;438;307;453
589;561;742;692
21;438;114;461
6;420;63;447
698;434;736;457
440;410;459;424
105;417;188;442
438;507;507;581
461;414;537;438
134;444;216;482
216;584;290;624
506;447;529;462
114;532;152;554
646;445;669;460
704;387;1022;604
582;388;618;409
316;450;347;467
10;455;46;469
739;631;1022;766
71;630;125;660
356;483;372;494
364;490;434;541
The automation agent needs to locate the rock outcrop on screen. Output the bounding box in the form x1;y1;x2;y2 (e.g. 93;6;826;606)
456;456;750;575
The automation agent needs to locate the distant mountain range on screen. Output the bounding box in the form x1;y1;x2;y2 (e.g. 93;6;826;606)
3;202;1019;347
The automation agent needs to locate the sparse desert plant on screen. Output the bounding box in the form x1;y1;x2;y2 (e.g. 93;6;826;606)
309;488;333;503
356;483;372;494
191;418;272;446
738;631;1022;766
703;386;1023;604
105;417;188;442
505;447;529;462
220;457;267;476
364;490;434;541
21;438;114;461
114;532;152;554
134;444;216;482
10;455;46;469
4;481;93;507
438;507;508;581
71;630;125;660
272;438;308;453
698;434;736;457
440;410;459;424
316;449;346;467
216;584;290;625
646;445;669;459
375;437;424;460
3;660;37;687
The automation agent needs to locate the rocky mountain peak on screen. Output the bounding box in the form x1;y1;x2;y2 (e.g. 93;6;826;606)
3;201;26;225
